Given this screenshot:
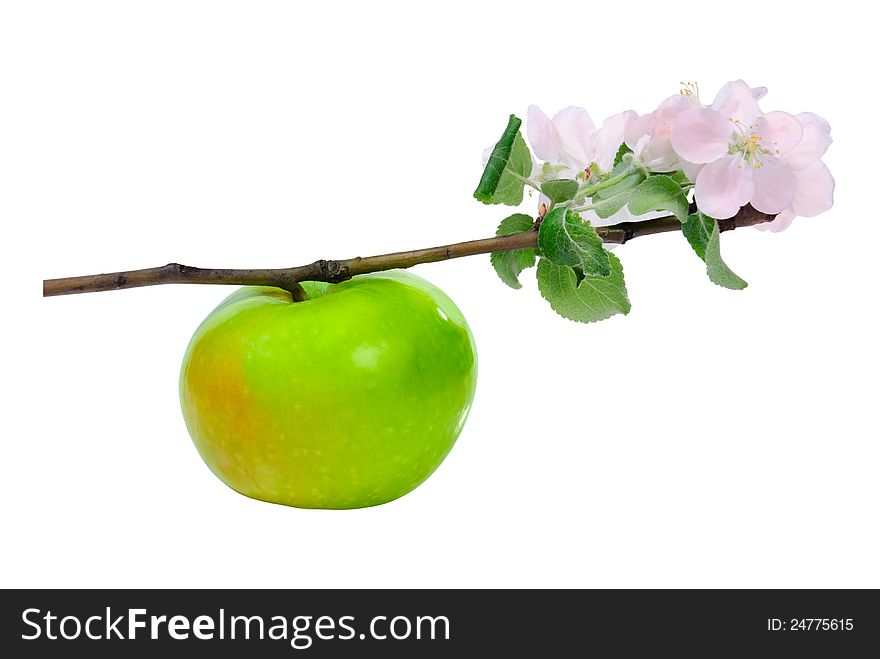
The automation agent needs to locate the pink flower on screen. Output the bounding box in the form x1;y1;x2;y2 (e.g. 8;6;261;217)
527;105;637;176
625;92;699;173
670;80;834;221
625;82;769;181
754;112;835;231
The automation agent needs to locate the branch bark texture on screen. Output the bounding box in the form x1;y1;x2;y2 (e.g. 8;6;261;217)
43;206;775;297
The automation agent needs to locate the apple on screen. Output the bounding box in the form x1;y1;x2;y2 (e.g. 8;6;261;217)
179;270;478;509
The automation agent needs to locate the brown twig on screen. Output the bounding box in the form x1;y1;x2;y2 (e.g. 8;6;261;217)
42;205;775;297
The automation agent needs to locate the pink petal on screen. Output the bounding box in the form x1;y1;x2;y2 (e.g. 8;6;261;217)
670;107;731;164
756;111;803;158
791;160;835;217
527;105;561;163
711;79;761;125
680;159;703;182
595;110;637;170
655;93;694;126
786;112;832;170
751;161;796;214
751;86;768;100
642;133;682;171
754;209;796;232
694;155;755;219
551;106;597;168
624;113;655;150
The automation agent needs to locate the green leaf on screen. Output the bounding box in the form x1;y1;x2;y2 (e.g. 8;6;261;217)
538;207;611;276
536;253;631;323
488;133;532;206
541;179;579;204
576;159;647;220
591;171;644;202
681;211;713;260
628;175;689;222
300;281;330;298
474;115;533;206
594;158;631;188
613;143;633;168
490;213;537;289
539;162;570;180
495;213;535;236
491;251;536;290
681;211;748;290
473;114;520;202
590;172;647;219
668;170;690;184
592;191;632;219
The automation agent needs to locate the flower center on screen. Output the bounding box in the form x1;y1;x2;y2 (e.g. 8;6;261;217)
727;119;779;168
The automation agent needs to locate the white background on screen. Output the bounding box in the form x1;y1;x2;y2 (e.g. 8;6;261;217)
2;1;877;588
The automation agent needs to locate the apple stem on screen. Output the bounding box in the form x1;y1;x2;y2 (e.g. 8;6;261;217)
288;282;308;302
42;206;775;297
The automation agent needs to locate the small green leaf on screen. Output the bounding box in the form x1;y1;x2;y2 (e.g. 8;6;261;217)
668;170;690;184
495;213;535;236
681;211;748;290
705;226;748;290
536;253;631;323
490;213;536;289
592;191;631;219
613;143;633;168
538;207;611;276
591;171;644;202
300;281;330;298
577;159;646;214
594;158;631;187
474;115;533;206
474;114;520;202
541;179;579;204
491;251;536;290
590;172;647;219
539;162;570;180
628;175;689;222
681;211;713;261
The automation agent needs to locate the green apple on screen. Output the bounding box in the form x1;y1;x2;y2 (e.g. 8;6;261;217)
179;271;477;509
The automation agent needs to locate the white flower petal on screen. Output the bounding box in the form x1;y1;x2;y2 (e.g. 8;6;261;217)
751;160;796;215
527;105;561;163
595;110;637;170
670;107;731;164
694;155;755;219
754;209;796;232
680;159;703;182
756;111;803;158
786;112;833;170
711;79;762;125
624;113;656;150
639;133;681;172
791;160;835;217
551;106;598;169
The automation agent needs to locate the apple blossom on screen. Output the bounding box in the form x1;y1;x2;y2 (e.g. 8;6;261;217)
527;105;637;178
524;105;655;228
624;82;769;182
624;91;700;174
669;80;834;222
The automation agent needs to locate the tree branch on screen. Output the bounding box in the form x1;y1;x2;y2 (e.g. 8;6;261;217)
42;205;775;297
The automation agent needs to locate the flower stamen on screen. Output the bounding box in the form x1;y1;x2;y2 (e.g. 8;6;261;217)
679;81;700;101
728;118;772;168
